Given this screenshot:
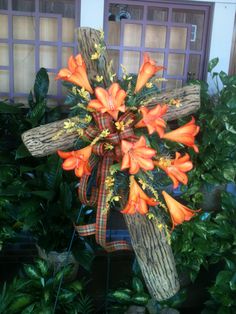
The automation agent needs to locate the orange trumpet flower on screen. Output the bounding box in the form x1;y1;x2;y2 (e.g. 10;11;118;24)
134;53;164;93
162;191;200;230
58;145;92;178
162;117;200;153
121;176;158;215
88;83;126;120
135;104;168;137
56;54;93;94
121;136;156;174
154;152;193;189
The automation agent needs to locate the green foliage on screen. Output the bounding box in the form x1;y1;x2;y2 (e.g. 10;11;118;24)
172;62;236;312
0;69;95;269
0;259;94;314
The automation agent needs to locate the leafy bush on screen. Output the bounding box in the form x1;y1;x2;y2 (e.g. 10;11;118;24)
0;259;93;314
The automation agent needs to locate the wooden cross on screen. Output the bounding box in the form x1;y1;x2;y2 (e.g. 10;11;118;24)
22;28;200;301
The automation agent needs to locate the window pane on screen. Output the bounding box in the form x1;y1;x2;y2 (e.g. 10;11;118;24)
145;25;166;49
40;46;57;69
169;27;187;50
147;7;168;22
123;23;142;47
165;79;182;90
0;43;9;66
148;52;164;77
40;18;58;42
109;4;144;21
12;0;35;12
108;21;120;46
14;44;35;93
188;54;201;80
167;54;185;76
108;49;120;75
172;9;205;51
122;51;140;74
62;18;75;42
0;15;8;38
13;16;35;40
39;0;75;18
48;72;57;95
0;70;9;92
62;47;74;67
0;0;7;10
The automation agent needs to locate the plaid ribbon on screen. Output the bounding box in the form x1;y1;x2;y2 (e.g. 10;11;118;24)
75;111;136;252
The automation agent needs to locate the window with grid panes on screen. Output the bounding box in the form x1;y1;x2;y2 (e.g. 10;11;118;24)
0;0;80;104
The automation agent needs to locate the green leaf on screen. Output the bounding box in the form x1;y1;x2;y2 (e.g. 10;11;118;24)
58;290;76;303
230;273;236;291
219;71;229;85
27;101;46;127
110;290;132;303
132;277;144;293
24;265;41;279
223;166;235;182
34;68;49;104
8;294;33;313
0;102;22;113
215;270;232;286
131;292;150;305
68;280;83;292
0;166;14;182
73;248;94;272
35;259;48;277
208;57;219;73
15;143;31;159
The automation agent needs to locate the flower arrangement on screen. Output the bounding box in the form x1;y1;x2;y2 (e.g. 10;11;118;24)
55;41;200;252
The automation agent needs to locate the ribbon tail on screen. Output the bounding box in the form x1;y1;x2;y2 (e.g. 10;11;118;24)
95;156;131;252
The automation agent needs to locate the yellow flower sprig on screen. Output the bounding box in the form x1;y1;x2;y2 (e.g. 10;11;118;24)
90;129;110;146
169;98;182;107
146;212;171;244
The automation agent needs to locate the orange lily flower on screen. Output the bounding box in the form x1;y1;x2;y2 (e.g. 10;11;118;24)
121;176;158;214
56;54;93;94
88;83;126;120
58;145;92;178
121;136;156;174
134;53;164;93
135;104;168;137
154;152;193;189
162;191;200;230
162;117;200;153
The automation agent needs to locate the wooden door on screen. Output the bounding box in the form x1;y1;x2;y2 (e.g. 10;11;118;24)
105;1;211;91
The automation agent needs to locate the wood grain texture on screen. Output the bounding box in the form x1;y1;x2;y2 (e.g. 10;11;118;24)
21;84;200;157
77;28;112;86
124;214;180;300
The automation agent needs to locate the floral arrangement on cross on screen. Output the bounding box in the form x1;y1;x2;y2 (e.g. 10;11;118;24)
54;33;200;253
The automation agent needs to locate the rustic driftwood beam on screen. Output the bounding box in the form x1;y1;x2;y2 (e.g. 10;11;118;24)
21;84;200;157
124;214;180;300
21;27;201;301
77;28;112;86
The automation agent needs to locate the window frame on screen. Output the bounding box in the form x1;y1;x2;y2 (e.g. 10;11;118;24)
0;0;81;102
103;0;213;89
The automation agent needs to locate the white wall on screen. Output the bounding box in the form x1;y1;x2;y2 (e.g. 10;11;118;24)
80;0;104;29
80;0;236;92
192;1;236;92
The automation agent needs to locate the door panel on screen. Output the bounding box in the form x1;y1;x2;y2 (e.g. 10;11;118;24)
145;25;166;49
169;27;187;50
123;23;142;47
106;1;211;88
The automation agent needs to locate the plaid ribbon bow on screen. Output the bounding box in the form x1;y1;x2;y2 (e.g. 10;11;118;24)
75;111;137;252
